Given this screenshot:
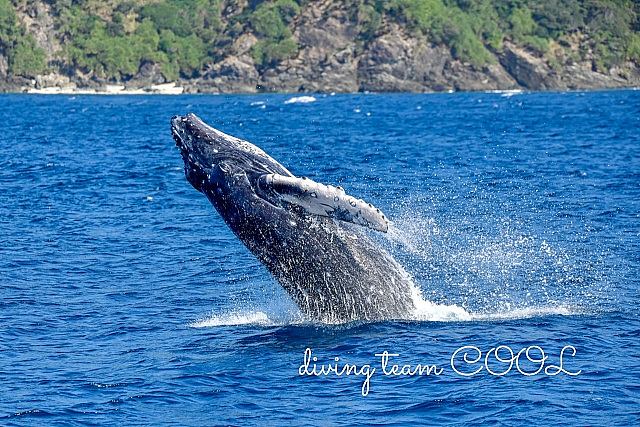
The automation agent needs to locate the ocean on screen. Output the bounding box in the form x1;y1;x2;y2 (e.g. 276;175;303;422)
1;91;638;426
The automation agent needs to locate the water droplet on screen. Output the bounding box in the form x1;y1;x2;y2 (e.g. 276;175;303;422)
350;200;357;207
334;196;339;202
310;192;317;198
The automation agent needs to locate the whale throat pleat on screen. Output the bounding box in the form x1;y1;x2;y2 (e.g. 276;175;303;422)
258;173;389;233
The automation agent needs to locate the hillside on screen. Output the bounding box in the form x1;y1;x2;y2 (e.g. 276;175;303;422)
1;0;640;93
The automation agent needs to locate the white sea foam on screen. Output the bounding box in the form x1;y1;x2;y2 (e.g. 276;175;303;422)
410;286;472;321
469;304;579;321
501;90;523;97
284;96;316;104
190;311;273;327
484;89;523;97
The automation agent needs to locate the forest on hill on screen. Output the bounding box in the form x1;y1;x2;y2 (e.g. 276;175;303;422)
1;0;639;92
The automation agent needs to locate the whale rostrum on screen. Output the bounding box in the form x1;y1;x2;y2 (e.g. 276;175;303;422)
257;174;389;233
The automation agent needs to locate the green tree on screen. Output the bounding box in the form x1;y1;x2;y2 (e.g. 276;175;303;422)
0;0;46;76
159;30;206;78
250;1;300;66
9;34;47;75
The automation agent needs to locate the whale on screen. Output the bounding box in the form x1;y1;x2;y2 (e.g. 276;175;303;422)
171;113;416;323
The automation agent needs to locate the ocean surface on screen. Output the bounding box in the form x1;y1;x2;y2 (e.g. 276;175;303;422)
1;91;639;426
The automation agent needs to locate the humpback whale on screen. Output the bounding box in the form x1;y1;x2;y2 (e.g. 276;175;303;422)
171;114;415;323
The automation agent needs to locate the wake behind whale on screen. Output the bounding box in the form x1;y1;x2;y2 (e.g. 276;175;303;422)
172;113;467;323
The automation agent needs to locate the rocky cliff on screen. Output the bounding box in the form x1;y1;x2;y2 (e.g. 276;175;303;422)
2;0;640;94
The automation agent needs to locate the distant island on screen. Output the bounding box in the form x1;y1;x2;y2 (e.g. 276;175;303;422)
1;0;639;94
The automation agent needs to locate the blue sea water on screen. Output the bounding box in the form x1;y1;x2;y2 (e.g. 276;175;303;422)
0;90;639;426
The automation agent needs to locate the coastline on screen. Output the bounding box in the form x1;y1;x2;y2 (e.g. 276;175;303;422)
13;85;638;96
22;82;185;95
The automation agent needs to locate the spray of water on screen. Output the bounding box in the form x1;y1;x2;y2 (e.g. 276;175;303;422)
384;195;607;321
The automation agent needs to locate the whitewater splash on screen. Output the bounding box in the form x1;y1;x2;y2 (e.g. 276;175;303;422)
409;286;471;321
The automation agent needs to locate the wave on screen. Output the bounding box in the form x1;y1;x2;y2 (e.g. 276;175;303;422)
483;89;523;97
284;96;316;104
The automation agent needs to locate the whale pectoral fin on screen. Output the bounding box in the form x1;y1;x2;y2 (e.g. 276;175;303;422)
256;173;389;232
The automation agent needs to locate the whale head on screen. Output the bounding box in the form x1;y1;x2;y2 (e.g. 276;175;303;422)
171;113;291;193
